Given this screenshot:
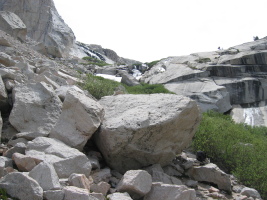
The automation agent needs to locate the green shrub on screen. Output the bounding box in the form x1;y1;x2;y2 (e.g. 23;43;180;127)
0;188;8;200
79;74;121;99
145;60;161;69
81;56;109;67
79;74;174;99
196;57;211;63
193;111;267;198
124;83;174;94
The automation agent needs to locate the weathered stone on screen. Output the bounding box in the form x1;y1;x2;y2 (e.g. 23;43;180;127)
55;85;83;101
0;52;15;67
163;165;182;177
0;11;27;41
91;168;112;184
146;164;182;185
3;142;26;158
165;78;232;113
0;0;76;58
90;181;111;196
9;82;62;134
26;137;92;178
63;186;98;200
185;180;198;188
12;152;40;172
16;132;49;140
144;182;196;200
0;76;8;112
107;192;133;200
50;88;104;150
117;170;152;199
43;190;64;200
29;162;61;191
68;173;90;191
95;94;200;173
187;163;232;192
8;137;28;146
0;172;43;200
90;193;105;200
241;187;261;199
120;71;140;86
0;156;13;177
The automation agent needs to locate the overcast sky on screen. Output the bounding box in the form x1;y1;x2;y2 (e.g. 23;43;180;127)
53;0;267;62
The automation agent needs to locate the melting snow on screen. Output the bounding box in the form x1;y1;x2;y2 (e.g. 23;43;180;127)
95;74;122;82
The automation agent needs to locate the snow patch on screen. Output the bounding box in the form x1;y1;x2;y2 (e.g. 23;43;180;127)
96;74;122;82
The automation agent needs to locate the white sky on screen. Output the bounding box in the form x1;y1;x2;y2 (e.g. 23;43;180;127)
53;0;267;62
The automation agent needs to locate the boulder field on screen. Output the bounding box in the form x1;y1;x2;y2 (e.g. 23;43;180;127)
0;0;264;199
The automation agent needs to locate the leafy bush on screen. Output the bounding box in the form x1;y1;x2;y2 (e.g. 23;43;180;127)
79;74;121;99
193;111;267;198
0;189;8;200
145;60;161;69
79;74;173;99
124;83;173;94
82;56;109;67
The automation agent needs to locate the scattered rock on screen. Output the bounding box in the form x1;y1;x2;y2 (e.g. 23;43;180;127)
144;182;196;200
90;181;111;196
187;163;232;192
107;192;133;200
91;168;112;184
12;152;41;172
63;186;98;200
0;11;27;41
26;137;92;178
43;190;64;200
29;162;61;191
241;187;261;199
3;142;26;158
68;173;91;191
117;170;152;199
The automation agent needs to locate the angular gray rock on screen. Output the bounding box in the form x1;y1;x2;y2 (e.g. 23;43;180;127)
44;190;64;200
0;76;8;112
107;192;133;200
29;162;61;191
91;168;112;184
0;0;75;57
0;172;43;200
117;170;152;199
15;131;49;140
187;163;232;192
9;82;62;134
49;88;104;150
26;137;92;178
68;173;91;191
90;181;110;196
0;11;27;41
144;182;196;200
12;152;40;172
95;94;200;173
63;186;98;200
3;142;26;158
241;187;261;199
0;156;13;178
0;52;15;67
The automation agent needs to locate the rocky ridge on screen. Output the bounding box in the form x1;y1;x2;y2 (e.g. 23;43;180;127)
0;0;263;199
140;38;267;127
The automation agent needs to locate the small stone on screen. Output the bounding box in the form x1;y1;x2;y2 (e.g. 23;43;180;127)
90;181;111;196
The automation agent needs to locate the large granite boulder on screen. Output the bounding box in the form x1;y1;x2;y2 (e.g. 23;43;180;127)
0;11;27;41
26;137;92;178
49;88;104;150
95;94;200;173
0;0;75;57
9;82;62;134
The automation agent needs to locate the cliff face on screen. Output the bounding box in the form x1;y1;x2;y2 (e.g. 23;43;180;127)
0;0;75;58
